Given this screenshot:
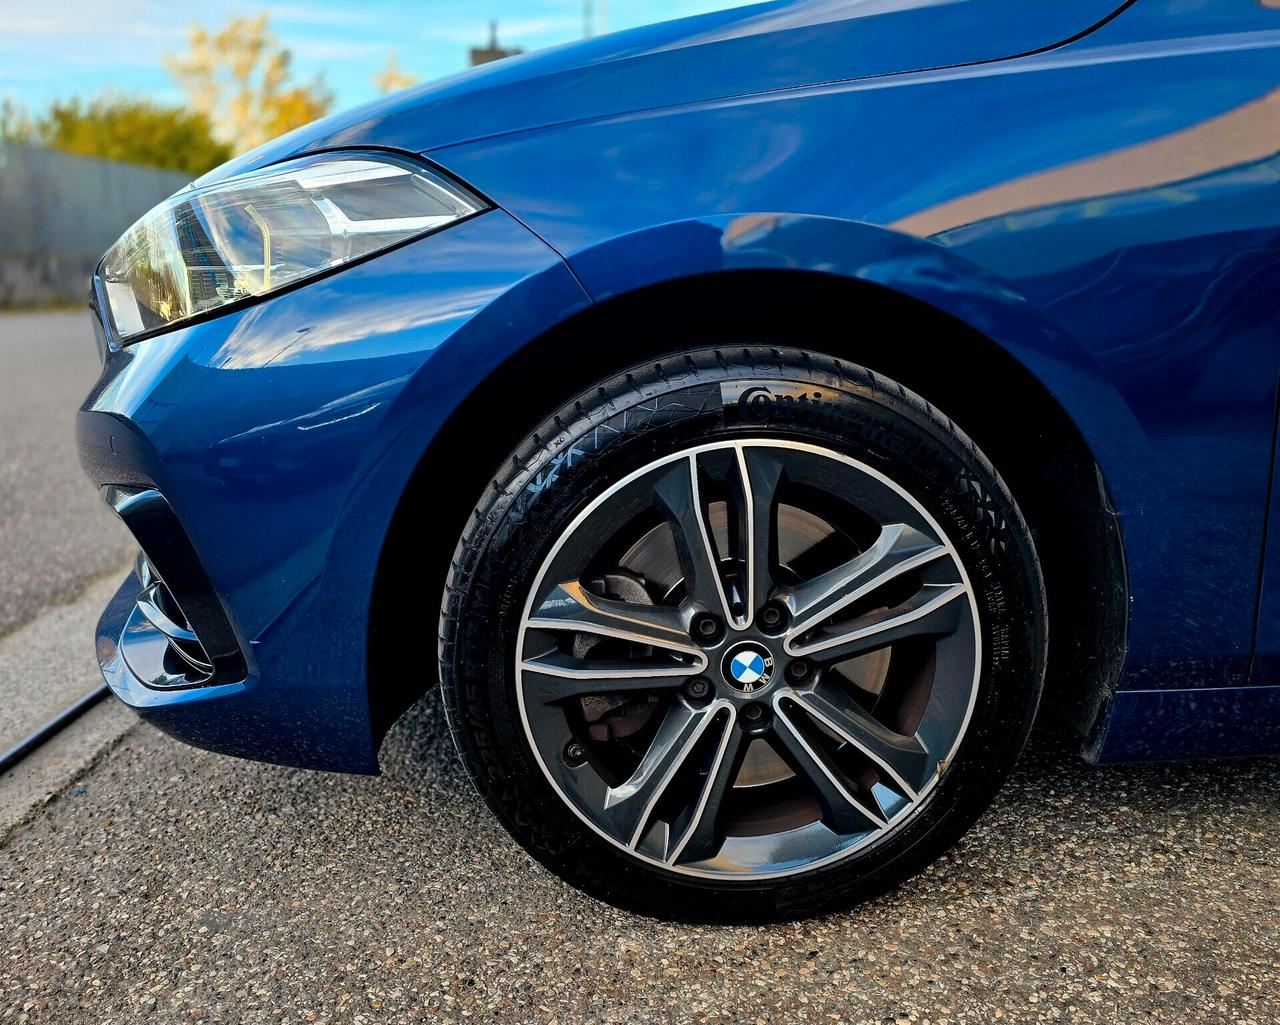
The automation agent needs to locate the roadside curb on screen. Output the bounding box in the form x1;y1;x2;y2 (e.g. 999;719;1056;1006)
0;565;138;842
0;700;138;842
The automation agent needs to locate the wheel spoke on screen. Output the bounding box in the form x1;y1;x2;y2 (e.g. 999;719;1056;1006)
662;717;747;865
650;457;735;620
784;522;948;636
521;652;701;705
737;446;786;623
787;581;966;663
602;699;724;849
788;685;931;798
528;581;698;654
773;703;887;836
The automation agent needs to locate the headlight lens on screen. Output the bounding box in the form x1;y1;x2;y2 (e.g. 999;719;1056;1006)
100;152;485;342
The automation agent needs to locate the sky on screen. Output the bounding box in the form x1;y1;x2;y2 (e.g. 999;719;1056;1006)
0;1;756;115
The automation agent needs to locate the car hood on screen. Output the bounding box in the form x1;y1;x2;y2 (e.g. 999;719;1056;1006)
199;0;1128;186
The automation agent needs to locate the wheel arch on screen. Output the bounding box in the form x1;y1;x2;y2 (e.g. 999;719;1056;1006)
369;222;1130;754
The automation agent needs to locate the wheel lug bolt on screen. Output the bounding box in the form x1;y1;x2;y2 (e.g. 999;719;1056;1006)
563;741;587;767
742;702;765;723
758;602;788;633
685;678;711;703
786;660;810;682
690;613;723;644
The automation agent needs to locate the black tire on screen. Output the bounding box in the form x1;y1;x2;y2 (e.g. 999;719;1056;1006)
439;347;1046;922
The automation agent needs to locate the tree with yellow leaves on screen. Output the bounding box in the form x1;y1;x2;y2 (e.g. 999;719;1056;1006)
166;14;333;154
374;53;421;96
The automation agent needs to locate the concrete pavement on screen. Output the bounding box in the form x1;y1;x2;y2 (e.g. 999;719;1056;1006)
0;574;126;755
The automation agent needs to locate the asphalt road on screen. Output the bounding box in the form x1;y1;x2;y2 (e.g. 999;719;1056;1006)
0;311;134;634
1;314;1278;1024
0;312;133;749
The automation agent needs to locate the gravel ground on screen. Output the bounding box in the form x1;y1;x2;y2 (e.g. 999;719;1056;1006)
2;695;1276;1025
0;312;133;639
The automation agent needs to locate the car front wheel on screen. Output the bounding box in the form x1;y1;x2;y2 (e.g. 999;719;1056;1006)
439;347;1046;921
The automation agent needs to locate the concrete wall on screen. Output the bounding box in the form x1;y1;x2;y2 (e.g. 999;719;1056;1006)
0;144;190;307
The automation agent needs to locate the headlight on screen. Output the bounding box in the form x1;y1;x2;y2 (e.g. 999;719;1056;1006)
100;152;486;342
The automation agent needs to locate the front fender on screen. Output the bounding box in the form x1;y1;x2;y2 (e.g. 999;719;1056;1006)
257;214;592;767
568;213;1144;510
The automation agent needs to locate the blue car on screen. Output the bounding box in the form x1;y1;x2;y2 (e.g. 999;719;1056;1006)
79;0;1280;920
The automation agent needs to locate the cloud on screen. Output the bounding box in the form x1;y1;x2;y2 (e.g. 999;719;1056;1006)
0;0;182;56
496;15;585;38
421;15;583;46
0;0;154;38
289;39;390;61
0;16;68;34
131;23;188;42
265;4;379;27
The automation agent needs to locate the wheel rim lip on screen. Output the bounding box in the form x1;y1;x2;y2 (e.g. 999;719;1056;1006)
515;438;983;881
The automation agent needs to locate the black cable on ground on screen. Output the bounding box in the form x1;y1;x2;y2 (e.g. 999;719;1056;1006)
0;684;111;776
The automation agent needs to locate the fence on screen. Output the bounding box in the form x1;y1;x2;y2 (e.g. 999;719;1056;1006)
0;143;190;307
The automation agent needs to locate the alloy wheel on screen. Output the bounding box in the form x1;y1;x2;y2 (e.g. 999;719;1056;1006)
516;439;980;879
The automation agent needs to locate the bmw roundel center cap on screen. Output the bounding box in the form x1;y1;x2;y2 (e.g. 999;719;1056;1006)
722;641;776;692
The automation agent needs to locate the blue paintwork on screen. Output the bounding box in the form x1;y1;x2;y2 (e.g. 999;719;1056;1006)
201;0;1125;181
80;0;1280;770
1086;685;1280;763
81;212;589;771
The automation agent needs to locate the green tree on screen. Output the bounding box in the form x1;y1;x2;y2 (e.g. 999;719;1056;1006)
35;95;231;175
167;14;333;154
1;97;33;143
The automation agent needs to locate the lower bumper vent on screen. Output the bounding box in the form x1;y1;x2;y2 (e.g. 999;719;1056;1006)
104;485;247;689
135;553;214;683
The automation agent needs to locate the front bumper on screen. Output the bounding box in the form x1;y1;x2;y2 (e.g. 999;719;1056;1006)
80;209;591;772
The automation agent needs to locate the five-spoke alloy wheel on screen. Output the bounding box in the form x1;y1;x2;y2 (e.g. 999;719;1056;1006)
440;348;1045;921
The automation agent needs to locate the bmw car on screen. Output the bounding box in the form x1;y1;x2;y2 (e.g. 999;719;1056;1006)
79;0;1280;920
